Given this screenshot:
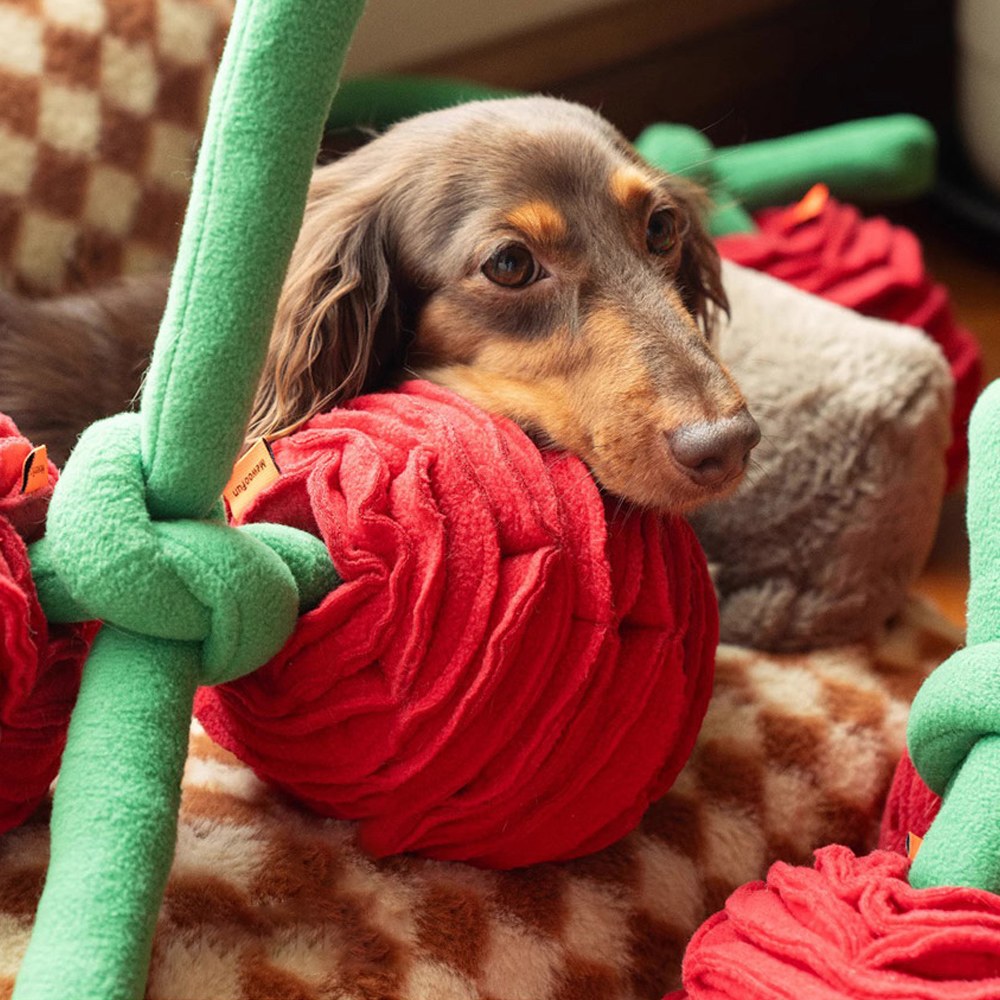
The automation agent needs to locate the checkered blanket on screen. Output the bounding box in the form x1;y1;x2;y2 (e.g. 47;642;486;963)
0;599;958;999
0;0;229;293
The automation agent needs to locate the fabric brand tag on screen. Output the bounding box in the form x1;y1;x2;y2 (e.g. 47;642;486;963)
20;445;48;494
788;182;830;225
906;831;924;861
224;438;281;521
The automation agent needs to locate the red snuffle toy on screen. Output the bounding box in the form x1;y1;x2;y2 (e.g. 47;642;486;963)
668;845;1000;999
0;415;96;832
196;381;719;868
717;188;982;488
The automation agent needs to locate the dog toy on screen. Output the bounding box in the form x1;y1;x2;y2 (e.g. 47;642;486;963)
0;418;96;832
636;115;936;234
906;377;1000;892
327;74;518;130
196;380;717;868
12;1;362;996
668;845;1000;998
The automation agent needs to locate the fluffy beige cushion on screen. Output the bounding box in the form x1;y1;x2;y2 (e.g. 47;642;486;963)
695;262;953;651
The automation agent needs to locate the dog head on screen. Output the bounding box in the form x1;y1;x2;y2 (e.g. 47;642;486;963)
251;97;758;512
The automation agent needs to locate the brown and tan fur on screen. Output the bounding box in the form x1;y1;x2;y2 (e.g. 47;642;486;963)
0;97;755;512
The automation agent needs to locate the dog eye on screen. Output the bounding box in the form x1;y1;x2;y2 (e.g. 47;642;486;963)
482;244;540;288
646;208;677;255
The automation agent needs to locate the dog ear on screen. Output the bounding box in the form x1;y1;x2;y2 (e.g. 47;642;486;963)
248;165;404;440
668;177;730;340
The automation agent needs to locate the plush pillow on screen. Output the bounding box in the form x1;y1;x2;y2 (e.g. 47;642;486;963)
696;261;953;651
0;0;230;293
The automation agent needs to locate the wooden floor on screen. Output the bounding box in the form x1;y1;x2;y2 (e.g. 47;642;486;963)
905;201;1000;629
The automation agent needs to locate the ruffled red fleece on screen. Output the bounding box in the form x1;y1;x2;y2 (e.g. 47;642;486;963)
667;845;1000;1000
878;751;941;858
717;194;982;488
0;415;96;832
196;381;718;868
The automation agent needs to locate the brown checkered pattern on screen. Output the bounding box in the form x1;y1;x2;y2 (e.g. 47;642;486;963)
0;0;231;294
0;599;960;999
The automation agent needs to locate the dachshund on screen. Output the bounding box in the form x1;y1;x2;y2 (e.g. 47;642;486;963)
0;96;758;513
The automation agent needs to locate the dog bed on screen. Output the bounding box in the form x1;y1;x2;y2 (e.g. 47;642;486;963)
0;598;959;1000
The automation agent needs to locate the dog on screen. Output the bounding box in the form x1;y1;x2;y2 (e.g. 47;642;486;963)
0;97;758;512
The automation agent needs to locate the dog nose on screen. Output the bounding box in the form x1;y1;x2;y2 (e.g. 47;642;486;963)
667;409;760;487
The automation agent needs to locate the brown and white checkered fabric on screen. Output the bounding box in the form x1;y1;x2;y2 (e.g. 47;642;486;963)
0;599;960;1000
0;0;231;294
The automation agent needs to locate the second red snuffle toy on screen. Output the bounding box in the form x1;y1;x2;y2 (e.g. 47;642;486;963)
717;188;982;488
0;416;96;832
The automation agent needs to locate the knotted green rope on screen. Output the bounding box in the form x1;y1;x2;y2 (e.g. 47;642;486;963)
908;378;1000;892
14;1;363;996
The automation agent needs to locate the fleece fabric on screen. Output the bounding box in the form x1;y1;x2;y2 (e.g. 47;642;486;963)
667;846;1000;1000
196;381;718;869
0;415;95;833
906;378;1000;892
716;191;982;487
13;1;365;998
691;262;952;651
636;115;936;236
878;751;942;859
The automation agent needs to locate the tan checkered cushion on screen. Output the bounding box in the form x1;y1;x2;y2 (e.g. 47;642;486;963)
0;599;959;999
0;0;231;293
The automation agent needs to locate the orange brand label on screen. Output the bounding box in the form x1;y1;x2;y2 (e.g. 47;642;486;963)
21;445;48;494
788;183;830;225
906;832;924;861
224;438;281;522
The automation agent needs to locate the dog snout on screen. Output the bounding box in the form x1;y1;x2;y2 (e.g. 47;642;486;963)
666;408;760;488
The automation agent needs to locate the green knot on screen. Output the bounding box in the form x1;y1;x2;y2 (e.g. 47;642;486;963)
907;638;1000;892
908;642;1000;796
30;412;336;684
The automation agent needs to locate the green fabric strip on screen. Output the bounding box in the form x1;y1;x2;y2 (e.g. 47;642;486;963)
15;1;364;996
141;0;365;521
908;379;1000;891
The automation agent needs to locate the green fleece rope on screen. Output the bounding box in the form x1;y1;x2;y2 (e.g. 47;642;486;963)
13;1;362;996
636;114;936;235
908;378;1000;892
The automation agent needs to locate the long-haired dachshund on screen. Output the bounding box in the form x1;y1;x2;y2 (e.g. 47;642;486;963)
0;97;758;512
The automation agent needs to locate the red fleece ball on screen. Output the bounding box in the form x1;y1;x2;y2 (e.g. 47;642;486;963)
667;845;1000;1000
196;382;718;868
0;415;96;832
